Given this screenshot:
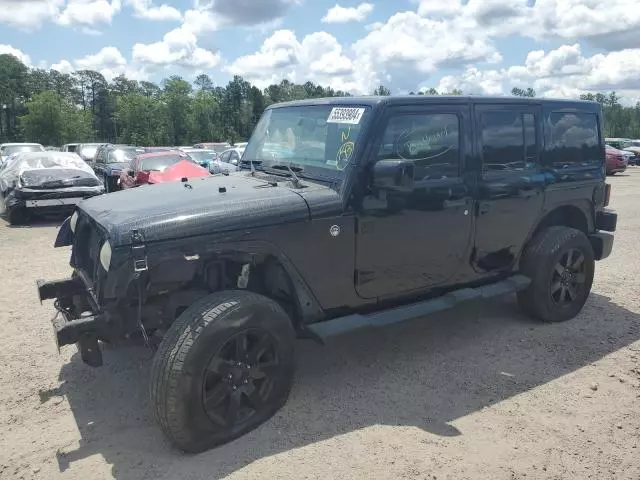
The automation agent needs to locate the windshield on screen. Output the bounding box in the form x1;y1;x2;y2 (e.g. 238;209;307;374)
243;105;369;175
1;144;44;156
188;150;216;162
140;154;190;172
78;144;101;159
109;147;144;163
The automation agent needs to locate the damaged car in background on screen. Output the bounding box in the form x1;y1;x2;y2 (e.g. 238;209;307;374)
0;151;104;224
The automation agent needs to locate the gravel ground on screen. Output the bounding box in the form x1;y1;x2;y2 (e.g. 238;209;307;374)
1;171;639;480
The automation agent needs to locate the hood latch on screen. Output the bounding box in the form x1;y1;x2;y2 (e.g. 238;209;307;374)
131;229;148;273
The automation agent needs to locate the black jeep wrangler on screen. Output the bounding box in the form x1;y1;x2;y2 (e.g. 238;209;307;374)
38;96;617;452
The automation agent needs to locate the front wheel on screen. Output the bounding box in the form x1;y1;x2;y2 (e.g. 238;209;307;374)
150;290;295;453
517;226;595;322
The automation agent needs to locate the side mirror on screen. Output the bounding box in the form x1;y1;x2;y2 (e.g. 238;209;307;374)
372;159;414;191
127;170;135;177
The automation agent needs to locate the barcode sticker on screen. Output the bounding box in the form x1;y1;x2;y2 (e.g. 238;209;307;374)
327;107;365;124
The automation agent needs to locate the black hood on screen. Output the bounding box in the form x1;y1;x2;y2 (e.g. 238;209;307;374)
78;172;315;246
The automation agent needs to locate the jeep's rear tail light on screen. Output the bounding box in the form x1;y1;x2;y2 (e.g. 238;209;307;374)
604;183;611;207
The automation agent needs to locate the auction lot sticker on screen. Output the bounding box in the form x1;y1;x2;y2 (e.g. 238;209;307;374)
327;107;365;124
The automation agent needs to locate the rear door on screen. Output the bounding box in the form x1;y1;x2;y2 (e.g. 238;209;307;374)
472;104;545;273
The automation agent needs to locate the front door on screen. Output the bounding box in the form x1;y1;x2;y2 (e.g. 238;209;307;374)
355;105;474;300
472;104;545;273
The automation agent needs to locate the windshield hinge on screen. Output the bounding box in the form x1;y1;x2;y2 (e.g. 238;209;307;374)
131;229;148;273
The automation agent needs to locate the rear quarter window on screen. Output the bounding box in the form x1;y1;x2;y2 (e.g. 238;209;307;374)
546;112;601;168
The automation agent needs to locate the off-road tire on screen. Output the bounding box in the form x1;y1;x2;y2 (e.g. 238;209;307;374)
517;226;595;322
7;206;29;225
150;290;295;453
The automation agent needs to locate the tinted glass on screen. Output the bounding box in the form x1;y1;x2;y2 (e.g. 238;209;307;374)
139;154;189;171
377;113;459;179
481;112;537;172
548;112;600;167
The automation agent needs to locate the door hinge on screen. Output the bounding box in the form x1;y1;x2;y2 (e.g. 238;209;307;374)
131;229;148;272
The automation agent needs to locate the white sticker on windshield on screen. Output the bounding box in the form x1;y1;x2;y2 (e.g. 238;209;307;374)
327;107;365;125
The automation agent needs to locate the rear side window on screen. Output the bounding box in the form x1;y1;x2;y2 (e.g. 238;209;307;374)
480;112;537;173
377;113;460;180
547;112;600;167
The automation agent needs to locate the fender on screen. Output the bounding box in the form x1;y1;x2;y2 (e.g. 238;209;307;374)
110;236;327;325
54;216;73;247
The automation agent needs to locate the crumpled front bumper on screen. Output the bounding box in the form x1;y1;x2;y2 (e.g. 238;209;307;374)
37;277;106;367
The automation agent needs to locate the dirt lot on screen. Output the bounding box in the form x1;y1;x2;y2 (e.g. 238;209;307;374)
1;172;639;480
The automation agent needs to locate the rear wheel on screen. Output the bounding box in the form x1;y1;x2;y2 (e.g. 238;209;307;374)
517;226;595;322
150;290;295;453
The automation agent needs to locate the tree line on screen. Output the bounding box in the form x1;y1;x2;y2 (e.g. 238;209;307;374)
1;53;639;147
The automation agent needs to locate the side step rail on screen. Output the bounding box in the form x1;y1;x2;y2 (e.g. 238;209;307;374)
307;274;531;342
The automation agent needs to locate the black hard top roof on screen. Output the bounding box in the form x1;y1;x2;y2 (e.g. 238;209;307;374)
269;95;599;110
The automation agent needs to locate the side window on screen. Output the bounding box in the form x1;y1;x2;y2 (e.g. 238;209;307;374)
230;151;240;162
377;113;460;180
96;149;105;163
547;112;600;167
221;151;231;162
480;111;537;173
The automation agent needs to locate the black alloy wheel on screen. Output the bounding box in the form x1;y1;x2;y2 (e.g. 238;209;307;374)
202;329;280;427
550;248;587;306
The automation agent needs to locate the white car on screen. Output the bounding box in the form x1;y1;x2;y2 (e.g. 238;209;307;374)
218;147;245;167
0;143;45;165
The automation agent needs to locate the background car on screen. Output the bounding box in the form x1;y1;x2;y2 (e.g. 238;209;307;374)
217;146;245;166
91;144;146;192
193;142;230;154
0;151;104;224
0;143;45;165
622;139;640;165
119;150;209;189
605;144;628;175
185;149;218;170
76;143;104;163
61;143;79;153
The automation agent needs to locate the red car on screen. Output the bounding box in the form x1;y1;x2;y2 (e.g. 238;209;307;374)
605;145;628;175
119;150;210;189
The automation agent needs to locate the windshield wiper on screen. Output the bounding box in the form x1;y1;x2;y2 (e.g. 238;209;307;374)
270;164;303;188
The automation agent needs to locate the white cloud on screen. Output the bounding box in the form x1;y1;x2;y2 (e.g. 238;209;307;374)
434;44;640;105
225;29;357;91
0;44;32;65
58;0;122;27
351;11;501;93
132;26;221;69
0;0;64;30
322;3;374;23
52;46;147;81
51;59;75;74
126;0;182;21
414;0;640;51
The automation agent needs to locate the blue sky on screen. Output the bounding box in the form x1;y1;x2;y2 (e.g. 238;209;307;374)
0;1;639;103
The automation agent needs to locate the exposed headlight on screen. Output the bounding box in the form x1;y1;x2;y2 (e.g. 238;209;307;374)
69;211;79;233
99;241;112;271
